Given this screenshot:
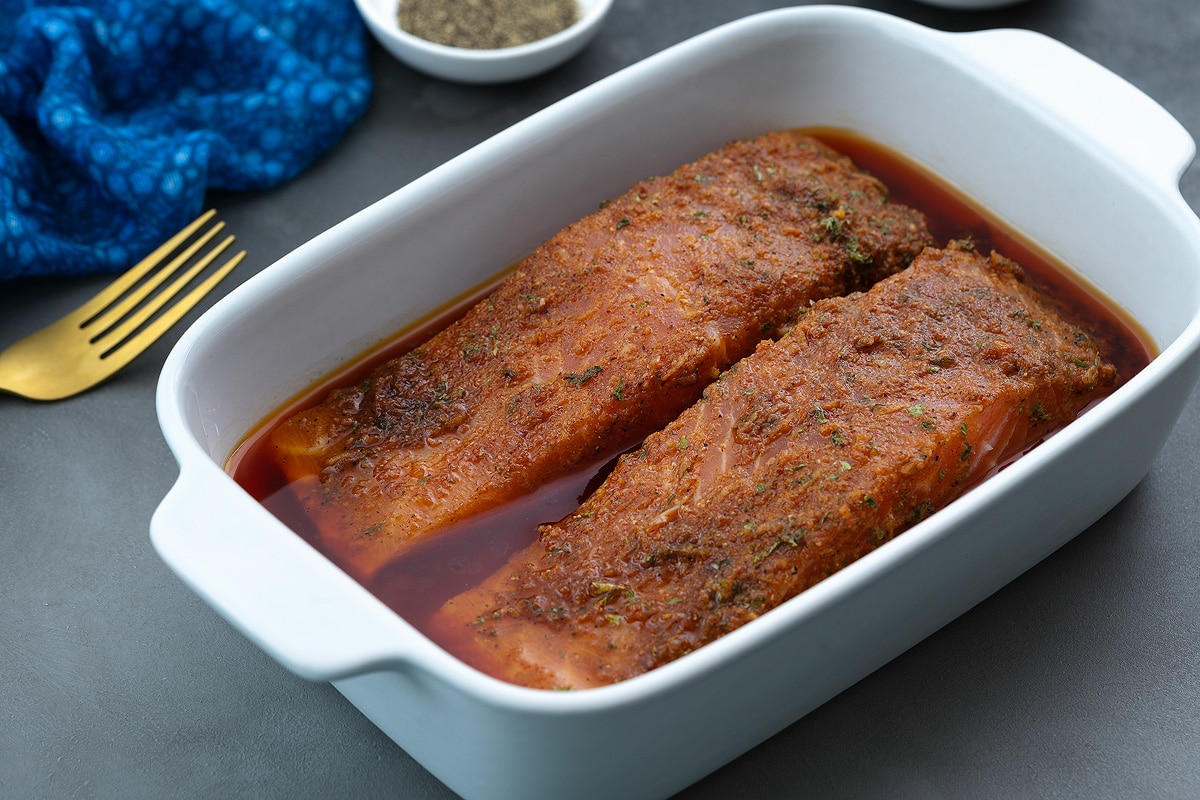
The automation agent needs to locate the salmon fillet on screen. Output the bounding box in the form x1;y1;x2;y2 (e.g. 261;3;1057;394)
269;131;932;579
430;245;1119;689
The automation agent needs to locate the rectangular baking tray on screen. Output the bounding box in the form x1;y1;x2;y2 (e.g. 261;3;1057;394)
152;7;1200;800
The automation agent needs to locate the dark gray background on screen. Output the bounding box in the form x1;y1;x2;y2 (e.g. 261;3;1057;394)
3;1;1198;797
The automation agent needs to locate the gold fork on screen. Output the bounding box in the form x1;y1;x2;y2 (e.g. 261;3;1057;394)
0;210;245;401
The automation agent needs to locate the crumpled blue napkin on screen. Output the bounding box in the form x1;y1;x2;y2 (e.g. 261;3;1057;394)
0;0;372;280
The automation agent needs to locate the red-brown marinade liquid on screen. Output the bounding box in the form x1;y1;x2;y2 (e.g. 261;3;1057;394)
227;129;1155;638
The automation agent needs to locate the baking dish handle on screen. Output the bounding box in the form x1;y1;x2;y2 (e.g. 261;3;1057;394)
151;465;415;682
948;27;1196;189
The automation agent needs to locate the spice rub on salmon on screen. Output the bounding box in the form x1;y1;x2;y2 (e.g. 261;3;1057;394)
269;131;932;579
431;245;1119;690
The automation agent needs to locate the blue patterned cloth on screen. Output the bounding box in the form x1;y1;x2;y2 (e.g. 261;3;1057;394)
0;0;371;280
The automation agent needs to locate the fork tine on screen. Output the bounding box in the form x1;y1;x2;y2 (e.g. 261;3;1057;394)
83;219;226;338
91;233;235;353
95;247;246;373
71;210;219;324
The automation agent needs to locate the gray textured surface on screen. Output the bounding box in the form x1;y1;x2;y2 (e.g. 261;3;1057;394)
3;1;1199;797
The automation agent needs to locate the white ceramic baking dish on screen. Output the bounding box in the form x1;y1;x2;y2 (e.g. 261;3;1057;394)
152;7;1200;800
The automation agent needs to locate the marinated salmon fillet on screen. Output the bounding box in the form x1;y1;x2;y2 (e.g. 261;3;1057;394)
269;131;932;579
430;245;1119;690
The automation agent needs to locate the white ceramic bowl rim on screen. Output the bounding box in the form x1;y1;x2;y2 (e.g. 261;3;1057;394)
386;0;612;60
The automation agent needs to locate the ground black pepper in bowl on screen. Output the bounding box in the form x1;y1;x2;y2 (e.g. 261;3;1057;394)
398;0;581;50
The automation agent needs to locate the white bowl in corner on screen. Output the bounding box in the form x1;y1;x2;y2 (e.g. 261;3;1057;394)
354;0;614;83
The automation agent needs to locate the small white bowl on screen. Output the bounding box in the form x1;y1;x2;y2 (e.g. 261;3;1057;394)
354;0;614;84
